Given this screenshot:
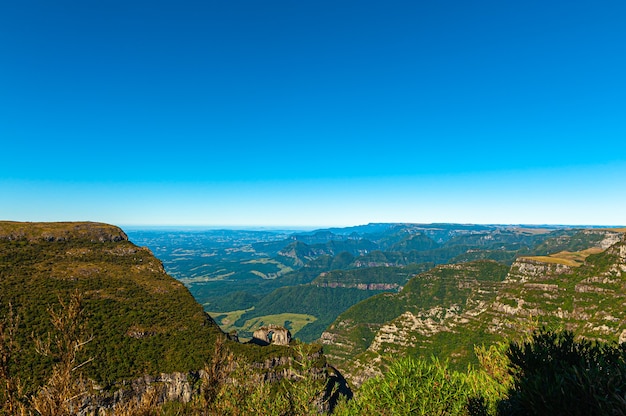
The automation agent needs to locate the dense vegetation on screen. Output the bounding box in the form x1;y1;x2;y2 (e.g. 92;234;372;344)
334;328;626;415
1;222;626;414
128;224;590;347
324;260;510;371
228;264;433;342
127;224;567;315
501;329;626;415
323;229;626;384
0;223;301;394
5;301;624;416
0;234;219;388
0;295;333;415
235;286;388;342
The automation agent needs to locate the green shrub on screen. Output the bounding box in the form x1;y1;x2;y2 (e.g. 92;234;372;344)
335;356;484;416
499;328;626;416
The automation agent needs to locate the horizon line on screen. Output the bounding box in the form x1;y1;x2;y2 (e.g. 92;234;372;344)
119;222;626;230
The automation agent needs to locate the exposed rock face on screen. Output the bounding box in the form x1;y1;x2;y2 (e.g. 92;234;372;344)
589;230;624;249
323;237;626;387
83;371;197;414
322;261;507;386
505;258;572;283
607;234;626;274
315;282;402;291
252;325;292;346
485;238;626;345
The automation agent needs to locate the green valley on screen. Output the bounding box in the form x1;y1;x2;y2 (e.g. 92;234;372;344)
2;221;626;415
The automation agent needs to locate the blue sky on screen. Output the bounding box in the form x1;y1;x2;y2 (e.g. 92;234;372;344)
1;0;625;227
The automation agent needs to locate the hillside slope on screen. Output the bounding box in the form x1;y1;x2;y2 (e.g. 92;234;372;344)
0;221;346;413
0;221;229;390
322;230;626;386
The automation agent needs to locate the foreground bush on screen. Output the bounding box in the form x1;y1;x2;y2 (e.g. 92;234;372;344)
333;356;504;416
499;328;626;416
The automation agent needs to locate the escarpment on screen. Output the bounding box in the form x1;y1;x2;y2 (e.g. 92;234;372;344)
322;233;626;386
0;222;222;388
0;221;334;411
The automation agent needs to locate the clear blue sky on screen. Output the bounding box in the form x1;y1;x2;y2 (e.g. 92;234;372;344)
1;0;625;227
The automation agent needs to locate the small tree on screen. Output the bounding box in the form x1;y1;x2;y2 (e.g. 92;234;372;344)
0;303;27;416
31;291;93;416
282;343;329;415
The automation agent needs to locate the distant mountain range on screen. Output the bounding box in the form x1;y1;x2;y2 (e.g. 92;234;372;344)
125;224;624;347
321;228;626;385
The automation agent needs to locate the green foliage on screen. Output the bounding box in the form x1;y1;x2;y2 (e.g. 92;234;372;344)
206;290;260;312
329;261;510;368
579;248;621;277
0;225;227;390
470;342;513;414
355;246;471;267
334;356;495;416
3;223;624;414
330;251;357;269
276;239;378;267
444;230;552;252
528;229;604;256
30;291;92;416
0;303;27;416
171;339;331;416
312;265;417;286
235;286;387;342
389;233;440;252
500;328;626;416
449;249;521;266
339;292;407;325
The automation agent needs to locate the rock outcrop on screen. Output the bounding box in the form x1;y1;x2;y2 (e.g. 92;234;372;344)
252;325;292;346
82;371;197;414
505;257;573;283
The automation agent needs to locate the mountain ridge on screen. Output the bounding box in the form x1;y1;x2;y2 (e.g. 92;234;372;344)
0;221;310;400
321;230;626;385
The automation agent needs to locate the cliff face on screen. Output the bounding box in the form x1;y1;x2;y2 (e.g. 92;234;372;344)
505;258;573;283
486;235;626;341
0;221;341;412
315;282;402;290
322;233;626;386
252;325;292;346
321;260;508;386
0;221;222;394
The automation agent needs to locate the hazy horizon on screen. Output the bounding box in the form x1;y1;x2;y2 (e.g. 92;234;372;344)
119;222;623;231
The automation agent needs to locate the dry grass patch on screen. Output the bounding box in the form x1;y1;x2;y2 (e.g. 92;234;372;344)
522;248;603;267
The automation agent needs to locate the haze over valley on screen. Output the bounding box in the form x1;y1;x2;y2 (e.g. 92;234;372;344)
125;223;626;350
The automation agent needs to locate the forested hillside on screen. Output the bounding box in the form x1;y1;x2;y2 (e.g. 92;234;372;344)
0;222;307;403
322;229;626;385
127;223;584;342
